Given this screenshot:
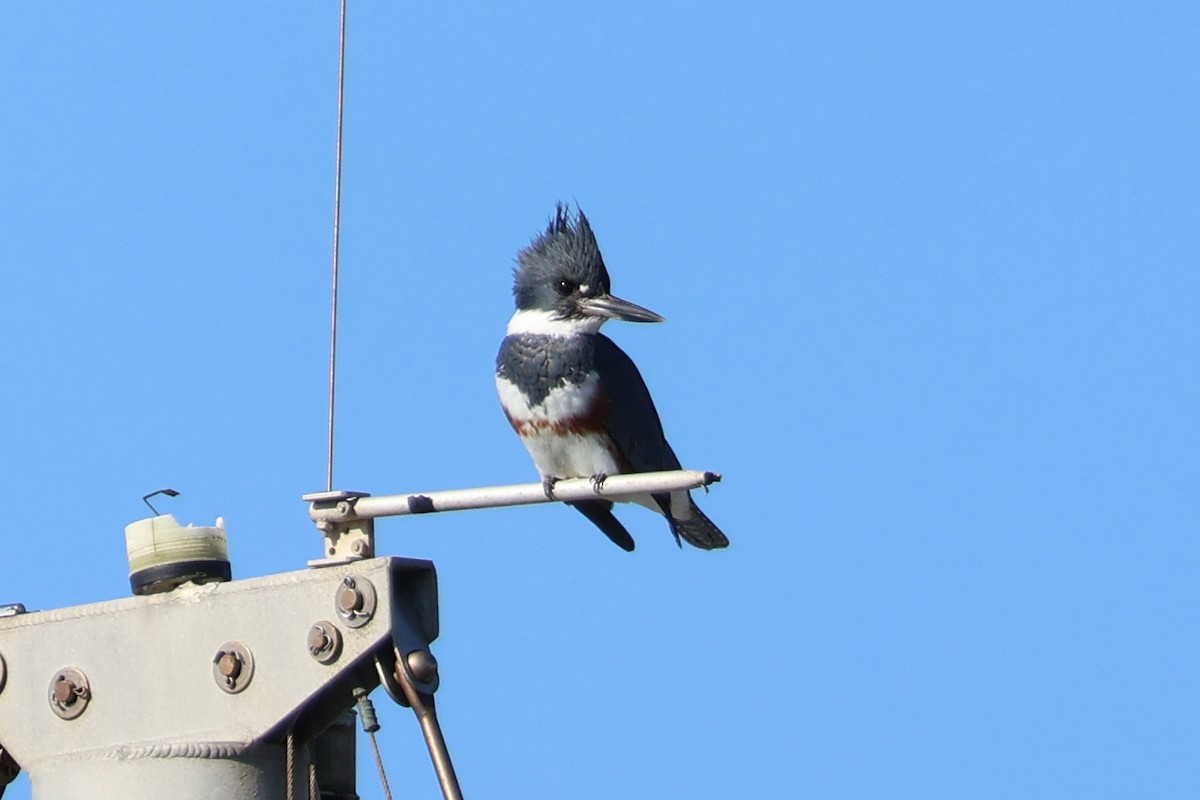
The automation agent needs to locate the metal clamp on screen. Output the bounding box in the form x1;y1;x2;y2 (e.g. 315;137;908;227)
303;490;375;565
376;645;461;800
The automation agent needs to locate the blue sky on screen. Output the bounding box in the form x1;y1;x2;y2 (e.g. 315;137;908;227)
2;2;1198;797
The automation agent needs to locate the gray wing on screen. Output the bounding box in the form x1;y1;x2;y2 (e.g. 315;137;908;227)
592;334;682;473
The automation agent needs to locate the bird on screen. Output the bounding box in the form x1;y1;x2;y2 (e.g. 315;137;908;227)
495;203;728;551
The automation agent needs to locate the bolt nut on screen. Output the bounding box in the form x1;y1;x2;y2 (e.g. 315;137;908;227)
48;667;90;720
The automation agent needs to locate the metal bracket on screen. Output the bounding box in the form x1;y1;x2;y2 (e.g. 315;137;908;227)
0;557;436;794
373;641;460;800
303;490;375;566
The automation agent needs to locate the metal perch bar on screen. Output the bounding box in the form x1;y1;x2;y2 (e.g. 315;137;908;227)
306;469;721;524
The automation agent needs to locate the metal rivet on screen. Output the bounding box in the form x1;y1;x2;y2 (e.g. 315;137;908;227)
48;667;90;720
212;642;254;694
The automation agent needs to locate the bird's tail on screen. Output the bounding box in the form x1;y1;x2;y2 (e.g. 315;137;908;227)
567;499;636;552
656;493;729;550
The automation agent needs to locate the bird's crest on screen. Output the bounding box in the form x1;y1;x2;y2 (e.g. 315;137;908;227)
512;203;611;308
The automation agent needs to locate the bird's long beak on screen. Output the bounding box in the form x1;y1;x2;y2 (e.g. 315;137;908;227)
579;293;666;323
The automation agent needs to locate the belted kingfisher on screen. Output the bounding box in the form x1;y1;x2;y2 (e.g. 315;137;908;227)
495;204;728;551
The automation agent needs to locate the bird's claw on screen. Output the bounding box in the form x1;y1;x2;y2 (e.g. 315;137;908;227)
542;476;560;500
590;472;608;495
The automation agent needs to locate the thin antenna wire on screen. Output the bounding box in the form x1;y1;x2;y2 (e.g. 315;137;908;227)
285;726;296;800
368;729;396;800
326;0;349;492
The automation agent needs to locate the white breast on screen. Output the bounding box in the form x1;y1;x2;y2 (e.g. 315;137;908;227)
496;373;621;480
516;427;622;481
496;372;601;428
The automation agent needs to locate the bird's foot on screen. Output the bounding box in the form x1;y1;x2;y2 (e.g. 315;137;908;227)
542;476;560;500
590;472;608;494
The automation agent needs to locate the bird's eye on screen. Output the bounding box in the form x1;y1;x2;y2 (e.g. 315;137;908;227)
556;279;576;296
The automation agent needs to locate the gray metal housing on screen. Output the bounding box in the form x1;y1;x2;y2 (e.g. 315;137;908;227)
0;557;437;800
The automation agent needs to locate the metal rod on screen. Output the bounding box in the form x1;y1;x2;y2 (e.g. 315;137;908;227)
326;0;348;492
307;469;721;524
397;675;463;800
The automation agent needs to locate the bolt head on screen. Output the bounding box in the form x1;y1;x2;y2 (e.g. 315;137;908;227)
53;678;77;705
48;668;90;719
216;652;242;679
308;625;331;653
337;585;364;614
307;621;342;663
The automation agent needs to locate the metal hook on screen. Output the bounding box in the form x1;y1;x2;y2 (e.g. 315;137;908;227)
142;488;180;515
